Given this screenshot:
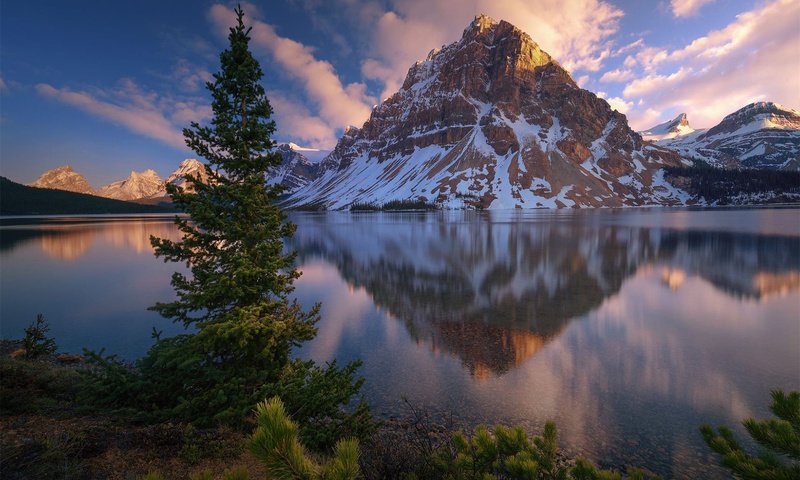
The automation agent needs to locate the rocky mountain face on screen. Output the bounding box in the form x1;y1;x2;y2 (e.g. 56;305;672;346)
640;113;694;142
29;166;94;195
267;144;322;194
148;159;209;198
658;102;800;170
96;169;163;200
287;15;688;210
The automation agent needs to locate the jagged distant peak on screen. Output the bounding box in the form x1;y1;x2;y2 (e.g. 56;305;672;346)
97;168;163;201
672;113;689;126
657;101;800;170
30;165;95;195
704;101;800;138
640;113;694;141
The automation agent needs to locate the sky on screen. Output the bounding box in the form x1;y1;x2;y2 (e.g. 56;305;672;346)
1;0;798;186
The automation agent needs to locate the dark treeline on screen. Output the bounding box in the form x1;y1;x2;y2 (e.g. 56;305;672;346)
664;165;800;204
0;177;175;215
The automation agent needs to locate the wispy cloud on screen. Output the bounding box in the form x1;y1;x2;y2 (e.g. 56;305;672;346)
599;68;634;83
620;0;800;129
36;79;211;150
268;93;339;149
670;0;717;18
209;3;375;147
360;0;624;99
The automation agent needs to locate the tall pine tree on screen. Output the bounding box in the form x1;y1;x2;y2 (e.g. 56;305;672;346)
145;4;319;425
83;7;370;442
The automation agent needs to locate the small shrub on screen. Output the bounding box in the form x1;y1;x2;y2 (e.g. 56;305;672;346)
249;396;361;480
22;313;57;359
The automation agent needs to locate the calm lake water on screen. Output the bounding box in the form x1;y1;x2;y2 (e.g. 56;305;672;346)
1;208;799;478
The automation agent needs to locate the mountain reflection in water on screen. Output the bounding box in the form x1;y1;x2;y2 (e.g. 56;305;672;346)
289;211;800;380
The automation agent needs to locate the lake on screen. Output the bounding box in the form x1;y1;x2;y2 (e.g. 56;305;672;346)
1;208;799;478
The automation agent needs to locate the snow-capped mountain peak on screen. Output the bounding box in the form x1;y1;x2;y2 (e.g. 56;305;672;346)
165;159;205;184
29;165;94;194
656;102;800;170
640;113;695;141
285;15;687;210
97;169;163;200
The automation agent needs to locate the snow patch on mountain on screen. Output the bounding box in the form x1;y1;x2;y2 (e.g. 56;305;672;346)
29;165;94;195
658;102;800;169
97;169;163;200
640;113;695;141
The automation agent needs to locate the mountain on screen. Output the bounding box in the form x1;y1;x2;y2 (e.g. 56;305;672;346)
659;102;800;170
29;165;94;195
286;15;688;210
640;113;695;141
148;159;209;199
268;144;322;194
1;177;173;215
96;169;163;200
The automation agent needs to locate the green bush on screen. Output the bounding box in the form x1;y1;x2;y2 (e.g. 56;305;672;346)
430;422;661;480
250;396;361;480
700;389;800;479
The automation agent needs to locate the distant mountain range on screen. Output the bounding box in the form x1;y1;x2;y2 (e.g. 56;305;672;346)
20;16;799;210
640;102;800;170
0;177;174;216
27;143;325;203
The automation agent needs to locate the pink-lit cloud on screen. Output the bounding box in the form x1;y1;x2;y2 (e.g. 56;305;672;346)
209;3;375;148
268;93;340;149
361;0;624;99
599;68;634;83
35;80;211;150
670;0;717;18
620;0;800;130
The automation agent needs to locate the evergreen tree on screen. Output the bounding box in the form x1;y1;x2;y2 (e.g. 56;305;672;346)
700;389;800;479
83;6;370;443
144;4;319;424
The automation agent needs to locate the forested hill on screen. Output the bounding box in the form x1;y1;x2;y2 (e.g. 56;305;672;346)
0;177;176;215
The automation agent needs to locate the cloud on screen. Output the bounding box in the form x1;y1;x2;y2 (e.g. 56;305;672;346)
169;59;213;92
670;0;716;17
0;77;6;91
361;0;624;99
620;0;800;130
606;96;633;114
269;93;339;149
35;80;210;150
209;3;374;145
599;68;634;83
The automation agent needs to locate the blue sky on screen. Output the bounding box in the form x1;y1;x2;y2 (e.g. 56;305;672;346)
1;0;797;186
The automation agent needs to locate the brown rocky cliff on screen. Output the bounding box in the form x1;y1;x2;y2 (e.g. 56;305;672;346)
289;14;688;209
